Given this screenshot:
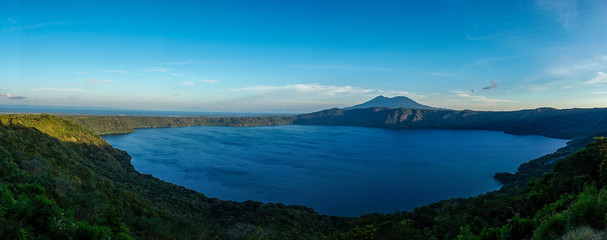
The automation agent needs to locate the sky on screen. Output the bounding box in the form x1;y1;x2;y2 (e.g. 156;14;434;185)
1;0;607;113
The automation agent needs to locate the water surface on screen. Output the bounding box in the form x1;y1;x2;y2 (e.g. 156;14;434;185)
103;125;567;216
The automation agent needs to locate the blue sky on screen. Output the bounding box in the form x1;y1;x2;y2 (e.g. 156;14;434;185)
1;0;607;113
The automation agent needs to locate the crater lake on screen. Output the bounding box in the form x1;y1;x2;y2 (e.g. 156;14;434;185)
103;125;567;217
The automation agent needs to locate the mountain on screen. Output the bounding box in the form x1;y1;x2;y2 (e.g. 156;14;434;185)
345;95;439;110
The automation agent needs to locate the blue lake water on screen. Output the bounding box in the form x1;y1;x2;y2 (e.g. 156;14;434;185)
103;125;568;217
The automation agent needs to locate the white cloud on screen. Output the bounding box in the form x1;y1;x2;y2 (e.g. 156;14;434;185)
169;73;185;76
75;72;87;74
84;78;113;84
200;79;219;83
144;67;170;73
181;81;195;86
219;84;431;112
32;88;90;93
230;84;431;104
584;72;607;86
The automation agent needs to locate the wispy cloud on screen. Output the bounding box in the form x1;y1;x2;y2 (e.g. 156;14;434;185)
482;81;499;90
426;72;454;77
376;90;427;99
1;21;68;33
451;91;515;103
233;83;373;96
84;78;113;84
101;69;127;73
536;0;577;29
181;81;195;86
290;64;394;72
231;83;430;103
584;72;607;86
545;55;607;77
2;94;25;100
169;73;185;76
200;79;219;83
513;55;607;92
7;18;16;24
32;88;90;93
75;72;88;74
144;67;170;73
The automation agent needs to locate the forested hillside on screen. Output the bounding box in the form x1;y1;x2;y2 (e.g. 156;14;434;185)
0;114;338;239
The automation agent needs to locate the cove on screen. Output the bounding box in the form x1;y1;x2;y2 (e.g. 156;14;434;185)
102;125;567;217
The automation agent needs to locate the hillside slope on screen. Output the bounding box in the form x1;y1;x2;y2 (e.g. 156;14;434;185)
0;114;338;239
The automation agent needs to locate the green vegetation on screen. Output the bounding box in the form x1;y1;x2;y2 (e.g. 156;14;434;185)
0;114;337;239
3;113;607;239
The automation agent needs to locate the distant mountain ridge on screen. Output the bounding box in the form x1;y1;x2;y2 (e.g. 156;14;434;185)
295;107;607;139
345;95;439;110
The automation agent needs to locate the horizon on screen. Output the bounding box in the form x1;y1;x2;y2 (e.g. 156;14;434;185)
2;1;607;113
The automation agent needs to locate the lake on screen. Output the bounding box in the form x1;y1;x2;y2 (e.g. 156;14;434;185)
103;125;567;217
